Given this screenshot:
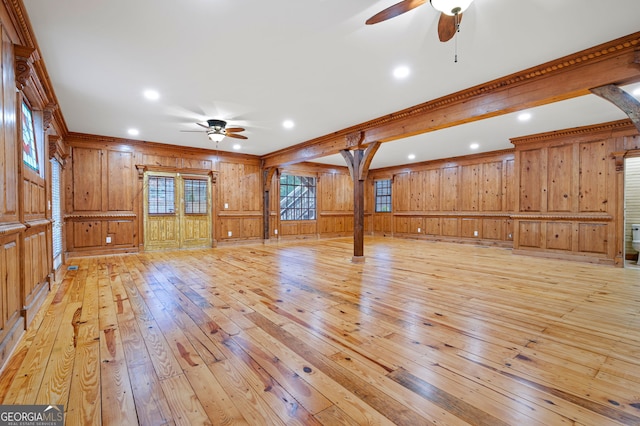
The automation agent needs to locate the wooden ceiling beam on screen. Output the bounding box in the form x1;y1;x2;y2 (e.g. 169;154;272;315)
261;32;640;169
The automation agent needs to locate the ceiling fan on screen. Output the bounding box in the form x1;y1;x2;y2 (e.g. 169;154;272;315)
366;0;473;42
182;119;247;142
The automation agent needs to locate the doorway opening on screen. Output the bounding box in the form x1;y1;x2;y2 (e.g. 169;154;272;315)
624;155;640;268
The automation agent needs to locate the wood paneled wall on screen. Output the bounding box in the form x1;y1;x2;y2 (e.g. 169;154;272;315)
0;9;56;368
217;161;263;242
364;121;640;265
64;143;138;255
511;121;640;265
369;151;516;246
63;136;264;253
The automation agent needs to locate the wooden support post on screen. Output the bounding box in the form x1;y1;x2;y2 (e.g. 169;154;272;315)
341;137;380;263
263;167;277;240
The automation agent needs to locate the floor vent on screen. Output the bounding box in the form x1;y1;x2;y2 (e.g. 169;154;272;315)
67;265;79;270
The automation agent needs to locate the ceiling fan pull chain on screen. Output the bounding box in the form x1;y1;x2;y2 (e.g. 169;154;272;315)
454;12;459;63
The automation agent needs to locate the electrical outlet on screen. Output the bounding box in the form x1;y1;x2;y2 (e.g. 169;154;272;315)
417;227;421;233
227;231;232;237
274;229;278;235
106;236;112;244
508;233;513;239
224;203;229;209
473;230;478;237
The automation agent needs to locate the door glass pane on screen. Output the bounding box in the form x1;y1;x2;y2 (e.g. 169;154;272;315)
148;176;175;214
184;179;208;214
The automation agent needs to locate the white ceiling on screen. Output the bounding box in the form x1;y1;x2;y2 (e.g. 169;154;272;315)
23;0;640;169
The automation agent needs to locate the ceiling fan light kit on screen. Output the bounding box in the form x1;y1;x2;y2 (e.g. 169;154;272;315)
181;118;248;142
430;0;473;15
205;119;226;142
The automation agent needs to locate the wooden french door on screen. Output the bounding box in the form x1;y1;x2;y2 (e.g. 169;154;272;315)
143;172;212;251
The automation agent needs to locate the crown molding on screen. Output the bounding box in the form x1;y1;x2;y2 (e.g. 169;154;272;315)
6;0;69;136
510;119;636;146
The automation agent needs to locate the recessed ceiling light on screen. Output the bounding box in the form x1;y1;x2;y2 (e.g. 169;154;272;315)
408;154;416;160
143;89;160;101
283;120;294;129
233;144;241;150
393;66;410;80
470;143;479;150
518;112;532;121
127;128;139;136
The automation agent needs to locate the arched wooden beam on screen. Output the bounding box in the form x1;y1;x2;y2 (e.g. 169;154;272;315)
590;84;640;133
358;142;381;181
263;167;278;191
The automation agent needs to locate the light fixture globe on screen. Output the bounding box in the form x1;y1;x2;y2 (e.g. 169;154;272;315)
430;0;473;15
207;129;226;142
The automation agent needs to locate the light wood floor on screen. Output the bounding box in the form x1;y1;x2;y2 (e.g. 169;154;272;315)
1;237;640;425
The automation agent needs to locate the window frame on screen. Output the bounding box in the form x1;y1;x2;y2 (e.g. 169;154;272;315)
147;175;176;215
279;174;317;221
374;179;392;213
183;177;209;215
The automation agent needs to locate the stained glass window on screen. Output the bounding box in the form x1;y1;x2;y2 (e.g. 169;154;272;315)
22;101;39;173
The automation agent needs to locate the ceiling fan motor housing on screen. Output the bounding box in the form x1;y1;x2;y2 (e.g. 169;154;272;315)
207;119;227;129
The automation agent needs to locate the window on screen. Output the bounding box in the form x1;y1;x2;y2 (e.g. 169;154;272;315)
51;158;63;269
280;174;316;220
148;176;175;214
375;179;392;212
22;101;39;173
184;179;208;214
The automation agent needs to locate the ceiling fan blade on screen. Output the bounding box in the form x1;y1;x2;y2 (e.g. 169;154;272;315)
437;11;461;42
225;127;245;133
226;133;248;140
366;0;426;25
196;122;209;129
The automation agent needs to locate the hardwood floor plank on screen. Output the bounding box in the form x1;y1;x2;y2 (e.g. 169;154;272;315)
3;294;71;404
183;364;248;425
119;318;174;426
35;302;82;405
214;329;324;425
99;325;138;425
159;373;211;426
246;310;426;425
66;319;101;426
235;327;334;414
208;359;286;426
